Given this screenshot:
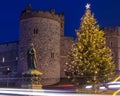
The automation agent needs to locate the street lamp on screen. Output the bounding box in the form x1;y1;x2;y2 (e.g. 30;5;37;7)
93;71;97;93
6;68;11;87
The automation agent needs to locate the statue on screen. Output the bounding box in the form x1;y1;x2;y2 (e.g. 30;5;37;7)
27;43;37;70
21;43;42;89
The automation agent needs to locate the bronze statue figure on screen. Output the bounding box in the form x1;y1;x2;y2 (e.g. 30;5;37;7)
22;43;42;88
27;43;37;70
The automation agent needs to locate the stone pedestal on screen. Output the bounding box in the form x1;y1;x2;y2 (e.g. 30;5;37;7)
21;69;42;89
21;84;42;89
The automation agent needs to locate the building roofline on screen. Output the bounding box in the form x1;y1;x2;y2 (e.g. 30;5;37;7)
0;40;19;45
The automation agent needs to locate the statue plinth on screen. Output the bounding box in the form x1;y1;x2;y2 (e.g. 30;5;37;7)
21;84;42;89
21;69;43;89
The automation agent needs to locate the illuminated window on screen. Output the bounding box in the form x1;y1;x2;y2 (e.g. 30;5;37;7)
16;57;18;61
2;57;5;63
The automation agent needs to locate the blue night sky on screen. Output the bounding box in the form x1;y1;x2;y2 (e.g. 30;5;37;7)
0;0;120;43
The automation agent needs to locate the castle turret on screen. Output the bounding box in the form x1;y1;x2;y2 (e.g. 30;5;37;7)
104;27;120;72
18;5;64;85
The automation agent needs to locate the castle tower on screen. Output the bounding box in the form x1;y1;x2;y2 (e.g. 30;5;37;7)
18;5;63;85
104;27;120;73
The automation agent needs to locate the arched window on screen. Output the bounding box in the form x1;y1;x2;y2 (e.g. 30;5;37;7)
33;28;38;34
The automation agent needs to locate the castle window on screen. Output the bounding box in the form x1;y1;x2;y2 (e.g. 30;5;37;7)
2;57;5;63
33;28;38;34
112;52;115;58
112;53;114;57
16;57;18;61
51;52;54;58
110;41;112;47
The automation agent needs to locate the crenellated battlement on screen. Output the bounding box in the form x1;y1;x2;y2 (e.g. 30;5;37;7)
103;26;120;36
20;5;64;23
0;41;18;52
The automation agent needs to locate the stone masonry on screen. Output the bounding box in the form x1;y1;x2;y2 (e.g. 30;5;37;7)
18;5;65;86
104;27;120;71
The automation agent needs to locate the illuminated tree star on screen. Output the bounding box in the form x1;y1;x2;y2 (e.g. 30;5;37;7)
85;3;90;9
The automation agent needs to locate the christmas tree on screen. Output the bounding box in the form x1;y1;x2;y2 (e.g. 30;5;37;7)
65;4;115;88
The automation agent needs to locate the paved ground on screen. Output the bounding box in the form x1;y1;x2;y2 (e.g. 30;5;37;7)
0;83;117;95
43;84;75;90
43;84;120;95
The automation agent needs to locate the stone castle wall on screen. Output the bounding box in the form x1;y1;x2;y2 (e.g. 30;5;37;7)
18;7;64;85
0;41;18;75
104;27;120;71
60;37;73;78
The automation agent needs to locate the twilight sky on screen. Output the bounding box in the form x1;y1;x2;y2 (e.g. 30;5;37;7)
0;0;120;43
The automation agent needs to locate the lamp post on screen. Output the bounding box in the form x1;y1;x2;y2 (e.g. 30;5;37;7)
93;71;97;93
6;68;11;87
